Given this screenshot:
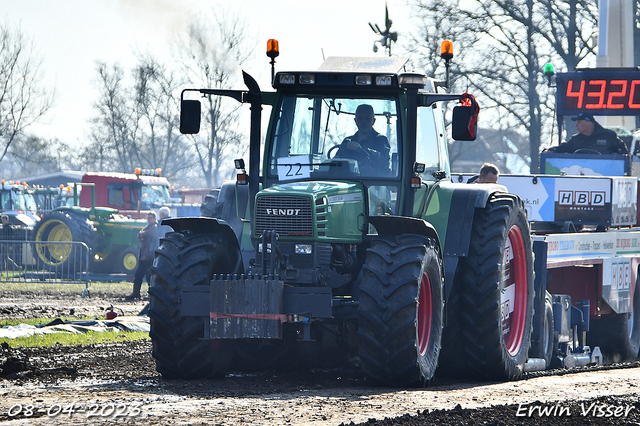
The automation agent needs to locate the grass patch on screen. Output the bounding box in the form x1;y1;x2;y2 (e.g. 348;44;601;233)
1;330;150;348
0;281;149;348
1;316;150;348
0;317;99;327
0;280;134;297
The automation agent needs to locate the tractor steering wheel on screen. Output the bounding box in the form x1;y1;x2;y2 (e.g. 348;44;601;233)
329;142;371;163
327;144;341;159
574;148;602;155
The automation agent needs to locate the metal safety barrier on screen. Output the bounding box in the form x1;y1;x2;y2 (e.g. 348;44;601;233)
0;239;90;296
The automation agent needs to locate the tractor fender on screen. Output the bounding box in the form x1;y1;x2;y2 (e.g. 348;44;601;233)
161;217;241;254
443;183;507;257
200;181;249;242
54;206;89;216
368;215;441;250
441;183;509;297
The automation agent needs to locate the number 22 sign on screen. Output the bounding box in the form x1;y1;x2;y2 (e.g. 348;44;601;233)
277;156;310;181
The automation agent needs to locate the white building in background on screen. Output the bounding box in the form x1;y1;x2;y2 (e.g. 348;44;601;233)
596;0;636;131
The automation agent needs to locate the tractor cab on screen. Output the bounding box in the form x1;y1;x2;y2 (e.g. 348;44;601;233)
267;58;453;179
255;55;471;227
262;58;453;220
0;180;37;228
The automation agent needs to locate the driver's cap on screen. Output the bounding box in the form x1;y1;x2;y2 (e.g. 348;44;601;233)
572;112;595;122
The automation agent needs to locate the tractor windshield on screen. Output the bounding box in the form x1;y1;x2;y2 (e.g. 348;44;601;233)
268;95;400;181
0;188;26;212
138;184;171;209
24;192;37;214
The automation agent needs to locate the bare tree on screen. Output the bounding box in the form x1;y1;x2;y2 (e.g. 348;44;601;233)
130;54;195;181
83;55;201;187
410;0;597;173
82;62;136;172
4;135;73;177
178;10;256;187
461;0;548;172
408;0;480;85
538;0;598;71
0;22;53;164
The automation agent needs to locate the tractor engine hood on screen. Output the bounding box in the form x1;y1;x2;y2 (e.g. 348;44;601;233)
4;212;35;228
254;181;366;243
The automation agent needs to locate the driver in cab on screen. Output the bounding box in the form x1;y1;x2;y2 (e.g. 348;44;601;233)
554;112;628;155
336;104;391;173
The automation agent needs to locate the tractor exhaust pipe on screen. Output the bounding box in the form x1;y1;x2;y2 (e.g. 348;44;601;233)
242;71;262;221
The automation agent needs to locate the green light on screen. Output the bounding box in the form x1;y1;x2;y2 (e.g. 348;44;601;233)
543;63;555;77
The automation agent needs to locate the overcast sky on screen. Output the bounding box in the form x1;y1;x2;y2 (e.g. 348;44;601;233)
1;0;416;147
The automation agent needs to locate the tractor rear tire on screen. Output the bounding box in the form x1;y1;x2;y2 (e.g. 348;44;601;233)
458;193;534;381
32;211;96;272
358;235;444;387
148;231;239;379
588;273;640;363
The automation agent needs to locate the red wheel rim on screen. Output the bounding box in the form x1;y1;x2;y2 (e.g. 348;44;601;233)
502;225;527;356
417;271;432;356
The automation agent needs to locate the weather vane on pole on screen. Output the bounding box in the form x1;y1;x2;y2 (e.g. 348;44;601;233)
369;2;398;57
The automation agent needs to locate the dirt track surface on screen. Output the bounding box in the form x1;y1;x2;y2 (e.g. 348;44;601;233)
1;290;640;425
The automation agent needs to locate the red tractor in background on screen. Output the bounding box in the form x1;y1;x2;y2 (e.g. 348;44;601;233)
79;169;172;219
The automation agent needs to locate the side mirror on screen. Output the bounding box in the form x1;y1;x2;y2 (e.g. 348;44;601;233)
451;93;479;141
451;104;478;141
180;100;202;134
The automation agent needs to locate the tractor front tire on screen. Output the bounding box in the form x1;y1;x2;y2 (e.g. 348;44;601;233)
458;193;534;381
358;235;444;387
148;231;239;379
117;246;139;275
32;211;96;272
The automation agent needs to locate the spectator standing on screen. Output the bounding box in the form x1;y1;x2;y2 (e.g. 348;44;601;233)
126;211;158;301
154;206;172;249
467;163;500;184
1;215;20;271
475;163;500;183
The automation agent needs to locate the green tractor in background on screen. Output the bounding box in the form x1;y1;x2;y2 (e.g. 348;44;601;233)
149;43;534;386
32;183;145;275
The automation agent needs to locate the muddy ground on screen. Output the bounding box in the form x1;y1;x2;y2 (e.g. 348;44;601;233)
1;288;640;425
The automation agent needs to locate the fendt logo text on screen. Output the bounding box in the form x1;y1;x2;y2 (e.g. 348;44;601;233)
265;208;301;216
558;191;605;207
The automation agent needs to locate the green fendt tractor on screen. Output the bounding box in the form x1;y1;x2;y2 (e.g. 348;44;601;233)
149;43;534;386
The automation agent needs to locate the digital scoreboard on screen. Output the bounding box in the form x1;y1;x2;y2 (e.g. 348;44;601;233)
556;70;640;117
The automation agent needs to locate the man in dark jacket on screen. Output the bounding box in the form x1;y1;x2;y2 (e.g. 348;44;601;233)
555;112;628;154
336;104;391;175
467;163;500;183
126;211;158;301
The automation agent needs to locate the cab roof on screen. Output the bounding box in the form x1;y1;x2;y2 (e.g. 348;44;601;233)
82;172;169;185
317;56;409;73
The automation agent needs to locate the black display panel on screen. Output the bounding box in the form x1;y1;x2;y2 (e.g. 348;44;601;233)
556;70;640;116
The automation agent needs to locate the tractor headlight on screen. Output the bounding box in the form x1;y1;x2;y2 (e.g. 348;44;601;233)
376;75;392;86
299;74;315;84
355;75;372;85
295;244;312;254
279;74;295;84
